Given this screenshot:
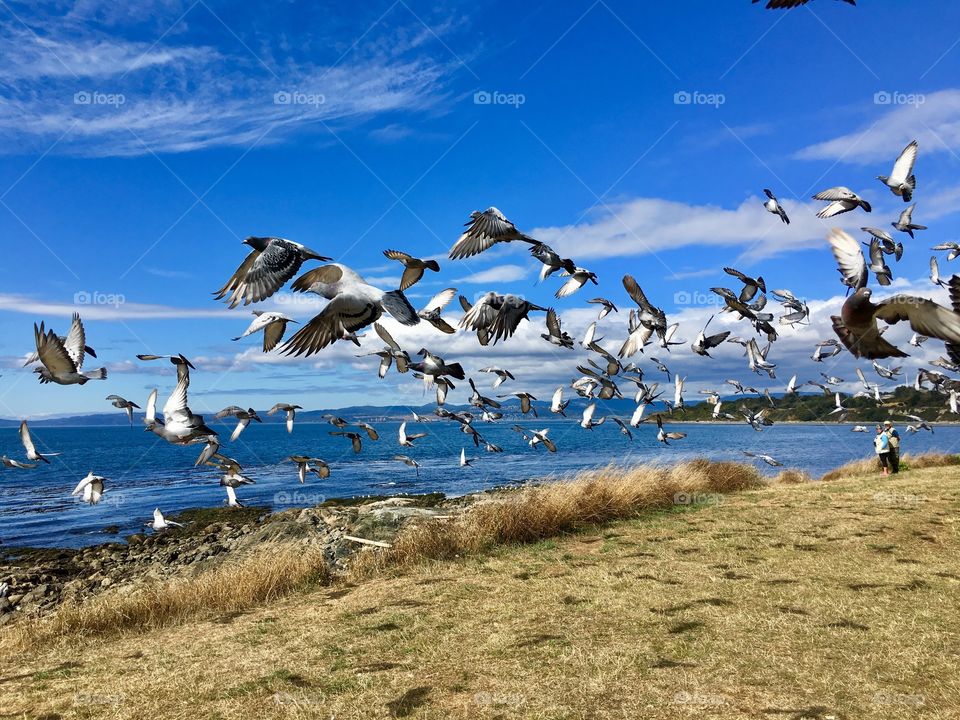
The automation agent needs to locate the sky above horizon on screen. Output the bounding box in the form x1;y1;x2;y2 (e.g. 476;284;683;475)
2;0;960;419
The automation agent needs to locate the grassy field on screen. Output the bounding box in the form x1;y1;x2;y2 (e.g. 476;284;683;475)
2;462;959;719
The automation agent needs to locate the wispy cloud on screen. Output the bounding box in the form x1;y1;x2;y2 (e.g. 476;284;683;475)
0;6;460;156
456;264;529;284
795;88;960;164
0;293;230;320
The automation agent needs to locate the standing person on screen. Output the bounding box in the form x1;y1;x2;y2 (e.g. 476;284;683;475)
884;420;901;474
874;424;890;476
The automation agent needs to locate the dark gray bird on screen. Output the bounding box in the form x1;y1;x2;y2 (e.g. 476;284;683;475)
460;292;547;345
330;431;363;454
762;189;789;224
588;297;618;320
267;403;302;433
106;395;141;424
418;288;458;334
215;236;332;308
448;207;538;259
530;241;576;281
753;0;855;8
214;407;262;442
541;308;574;348
892;204;926;238
383;249;441;290
691;315;731;357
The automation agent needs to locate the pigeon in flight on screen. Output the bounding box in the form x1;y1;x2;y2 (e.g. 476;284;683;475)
1;456;37;469
931;256;948;288
33;315;107;385
448;207;538;259
19;421;59;464
691;315;731;357
383;250;441;290
232;311;298;352
71;471;106;505
267;403;302;433
541;308;575;349
555;267;599;298
932;242;960;262
828;229;960;362
215;407;263;442
891;204;926;238
393;454;422;477
741;451;783;467
280;264;420;356
877;140;918;202
753;0;855;8
398;421;428;447
147;508;184;531
106;395;141;425
479;366;515;389
588;297;618;320
330;431;364;454
550;386;570;417
460;293;547;346
287;456;330;483
762;189;790;224
655;415;686;445
214;237;332;309
812;187;871;218
418;288;458;334
529;241;577;282
141;354;220;466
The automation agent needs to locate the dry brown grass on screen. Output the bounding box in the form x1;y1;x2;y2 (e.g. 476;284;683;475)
8;543;329;649
352;459;762;577
4;465;960;719
774;468;814;484
820;452;960;482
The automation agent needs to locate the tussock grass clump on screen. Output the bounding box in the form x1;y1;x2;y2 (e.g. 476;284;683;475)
352;459;762;578
9;543;328;649
775;469;814;484
820;452;960;482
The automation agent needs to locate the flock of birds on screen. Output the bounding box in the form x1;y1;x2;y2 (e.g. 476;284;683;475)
6;129;959;526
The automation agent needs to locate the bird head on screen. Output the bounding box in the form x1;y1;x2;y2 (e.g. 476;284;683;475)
243;236;271;251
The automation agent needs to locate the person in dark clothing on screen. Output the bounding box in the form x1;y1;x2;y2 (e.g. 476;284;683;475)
884;420;901;474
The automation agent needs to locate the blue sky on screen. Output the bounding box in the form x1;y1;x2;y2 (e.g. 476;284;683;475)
2;0;960;417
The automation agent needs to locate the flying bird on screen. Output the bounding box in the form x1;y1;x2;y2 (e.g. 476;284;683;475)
232;311;298;352
19;421;59;464
892;204;926;238
280;264;420;355
460;292;547;346
753;0;855;8
655;415;686;445
267;403;302;433
383;249;441;290
71;472;105;505
812;187;871;218
106;395;141;425
147;508;184;531
215;407;263;442
33;315;107;385
877;140;918;202
448;207;537;259
417;288;458;334
762;189;790;224
215;237;332;308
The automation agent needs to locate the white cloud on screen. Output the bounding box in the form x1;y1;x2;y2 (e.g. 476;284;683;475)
0;293;230;320
456;264;530;284
795;88;960;164
530;195;856;262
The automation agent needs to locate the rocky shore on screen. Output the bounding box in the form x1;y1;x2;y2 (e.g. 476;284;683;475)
0;491;474;626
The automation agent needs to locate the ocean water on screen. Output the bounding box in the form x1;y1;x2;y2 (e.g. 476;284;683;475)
1;420;958;548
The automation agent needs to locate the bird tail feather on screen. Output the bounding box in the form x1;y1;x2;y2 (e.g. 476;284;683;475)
85;368;107;380
381;290;420;326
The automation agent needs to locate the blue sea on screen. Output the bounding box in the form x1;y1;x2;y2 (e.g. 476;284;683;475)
2;420;958;548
